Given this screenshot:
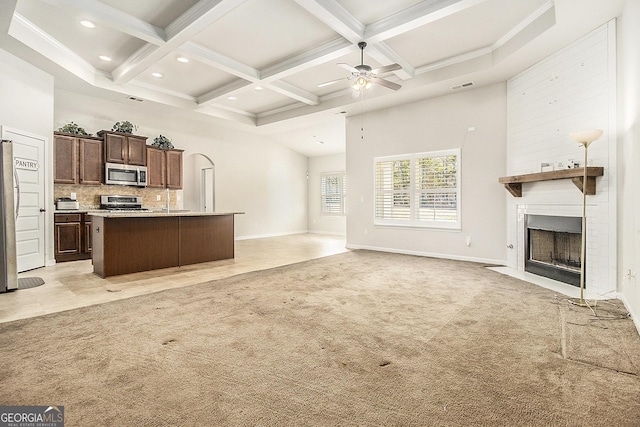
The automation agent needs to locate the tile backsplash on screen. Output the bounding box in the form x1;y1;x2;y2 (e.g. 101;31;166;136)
54;184;183;210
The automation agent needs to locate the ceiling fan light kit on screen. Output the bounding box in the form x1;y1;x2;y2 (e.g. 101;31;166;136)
319;41;402;92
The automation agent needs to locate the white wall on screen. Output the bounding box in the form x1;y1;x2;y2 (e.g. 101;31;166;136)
308;153;346;235
54;89;308;239
618;2;640;330
505;22;617;299
345;83;507;264
0;47;55;266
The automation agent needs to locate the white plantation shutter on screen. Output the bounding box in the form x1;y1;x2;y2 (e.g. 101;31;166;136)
321;173;346;215
374;150;460;229
415;155;458;222
375;159;411;221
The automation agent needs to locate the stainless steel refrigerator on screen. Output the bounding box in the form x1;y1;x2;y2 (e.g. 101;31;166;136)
0;139;18;292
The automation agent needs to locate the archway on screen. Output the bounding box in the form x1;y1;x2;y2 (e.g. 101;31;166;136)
184;153;215;212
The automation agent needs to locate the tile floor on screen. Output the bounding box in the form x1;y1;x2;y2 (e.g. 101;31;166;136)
0;234;347;323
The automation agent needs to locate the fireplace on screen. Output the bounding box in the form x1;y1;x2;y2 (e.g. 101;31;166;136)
525;215;582;287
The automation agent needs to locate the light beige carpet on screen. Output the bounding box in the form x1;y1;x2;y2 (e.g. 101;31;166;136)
1;250;639;426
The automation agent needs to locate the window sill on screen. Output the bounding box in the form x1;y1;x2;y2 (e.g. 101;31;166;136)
374;222;461;232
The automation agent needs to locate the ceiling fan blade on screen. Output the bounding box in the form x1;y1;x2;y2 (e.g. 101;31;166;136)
371;76;402;91
317;77;347;88
337;63;359;73
371;63;402;75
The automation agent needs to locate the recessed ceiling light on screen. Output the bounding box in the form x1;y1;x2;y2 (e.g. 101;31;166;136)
152;72;163;78
176;57;189;63
80;20;95;28
254;86;263;91
227;96;236;100
98;55;111;62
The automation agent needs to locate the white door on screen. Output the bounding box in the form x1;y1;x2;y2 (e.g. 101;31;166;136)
1;127;46;272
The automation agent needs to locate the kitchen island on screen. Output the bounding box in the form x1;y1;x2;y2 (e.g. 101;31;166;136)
89;211;243;278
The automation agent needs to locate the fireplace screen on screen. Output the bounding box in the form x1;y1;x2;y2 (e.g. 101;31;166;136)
528;229;581;271
525;215;582;287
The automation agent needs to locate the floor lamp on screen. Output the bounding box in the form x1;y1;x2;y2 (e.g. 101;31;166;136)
568;129;603;307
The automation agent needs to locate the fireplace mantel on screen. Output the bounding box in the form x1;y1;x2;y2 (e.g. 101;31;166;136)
498;167;604;197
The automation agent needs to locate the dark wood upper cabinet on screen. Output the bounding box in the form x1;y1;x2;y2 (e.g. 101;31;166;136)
79;138;103;185
146;146;166;188
54;134;77;184
54;133;102;185
166;149;183;189
99;131;148;165
128;136;148;166
103;133;126;164
146;147;183;189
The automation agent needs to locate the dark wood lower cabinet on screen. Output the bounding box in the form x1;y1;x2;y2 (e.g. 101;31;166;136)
55;213;92;262
92;214;236;278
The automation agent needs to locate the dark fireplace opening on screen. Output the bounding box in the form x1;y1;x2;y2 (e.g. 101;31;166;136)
525;215;583;287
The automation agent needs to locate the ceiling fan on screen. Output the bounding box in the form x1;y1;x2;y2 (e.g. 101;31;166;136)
318;41;402;92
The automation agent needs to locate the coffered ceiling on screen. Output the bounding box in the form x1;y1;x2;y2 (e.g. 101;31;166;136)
0;0;626;156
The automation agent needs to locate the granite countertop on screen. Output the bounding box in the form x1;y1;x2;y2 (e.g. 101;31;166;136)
54;209;243;217
87;211;244;218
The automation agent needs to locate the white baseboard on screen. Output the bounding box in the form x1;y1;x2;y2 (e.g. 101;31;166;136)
235;230;309;241
619;293;640;336
308;230;346;237
344;243;504;266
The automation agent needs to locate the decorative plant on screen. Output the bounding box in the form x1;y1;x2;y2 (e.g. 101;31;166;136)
152;134;174;150
57;122;90;135
111;121;137;134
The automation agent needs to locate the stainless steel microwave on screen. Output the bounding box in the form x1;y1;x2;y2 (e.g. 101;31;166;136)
105;162;148;187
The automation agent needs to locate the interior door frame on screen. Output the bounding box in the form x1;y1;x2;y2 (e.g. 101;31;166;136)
0;125;51;269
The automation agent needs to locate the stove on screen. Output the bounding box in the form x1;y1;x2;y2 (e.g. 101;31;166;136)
100;195;148;211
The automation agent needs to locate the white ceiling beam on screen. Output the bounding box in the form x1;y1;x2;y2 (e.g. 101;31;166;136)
294;0;364;43
260;38;353;81
194;104;257;125
37;0;165;45
491;0;555;63
198;79;253;106
112;0;248;84
364;0;487;43
266;80;319;105
292;0;414;84
415;46;492;75
183;41;320;106
0;0;17;34
164;0;245;40
366;42;415;80
9;12;98;83
181;41;260;81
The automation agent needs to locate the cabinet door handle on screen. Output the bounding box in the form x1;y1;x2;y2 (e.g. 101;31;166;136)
39;208;46;212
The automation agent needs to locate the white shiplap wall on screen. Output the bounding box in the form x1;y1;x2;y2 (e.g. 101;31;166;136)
505;21;617;299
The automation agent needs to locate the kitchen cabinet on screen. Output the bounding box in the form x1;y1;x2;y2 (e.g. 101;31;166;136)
98;131;147;166
166;149;183;189
55;213;92;262
146;147;183;189
91;212;239;278
54;133;103;185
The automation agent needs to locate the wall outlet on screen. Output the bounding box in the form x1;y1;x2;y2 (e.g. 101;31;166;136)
156;195;161;201
70;192;76;200
465;236;472;246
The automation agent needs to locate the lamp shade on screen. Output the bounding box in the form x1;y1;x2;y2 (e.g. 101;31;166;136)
570;129;603;147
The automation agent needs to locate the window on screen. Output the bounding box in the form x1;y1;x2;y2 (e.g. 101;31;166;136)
321;173;347;216
374;149;460;229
